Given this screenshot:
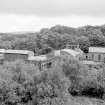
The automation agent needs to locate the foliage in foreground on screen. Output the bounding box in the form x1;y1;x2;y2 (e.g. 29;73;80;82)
62;57;105;100
0;60;72;105
0;58;105;105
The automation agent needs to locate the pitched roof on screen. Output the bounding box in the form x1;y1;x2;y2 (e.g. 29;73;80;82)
61;49;81;57
89;47;105;53
54;48;83;57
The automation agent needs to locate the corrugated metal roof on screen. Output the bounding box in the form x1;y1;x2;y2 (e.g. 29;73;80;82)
28;55;47;61
0;49;34;56
89;47;105;53
5;50;34;56
0;49;5;53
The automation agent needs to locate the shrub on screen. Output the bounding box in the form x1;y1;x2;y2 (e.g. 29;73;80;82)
0;60;71;105
62;57;105;99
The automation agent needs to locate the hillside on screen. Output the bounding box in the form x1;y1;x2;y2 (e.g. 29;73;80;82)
0;24;105;54
0;24;105;105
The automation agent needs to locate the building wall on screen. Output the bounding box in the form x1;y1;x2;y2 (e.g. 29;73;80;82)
60;51;84;62
4;53;28;61
60;51;74;60
89;52;105;62
83;52;105;63
83;53;92;60
0;53;4;64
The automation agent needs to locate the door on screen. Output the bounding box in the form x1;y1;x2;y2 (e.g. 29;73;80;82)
104;58;105;63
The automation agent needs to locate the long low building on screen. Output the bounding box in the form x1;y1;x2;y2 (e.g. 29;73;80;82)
0;47;84;69
0;49;34;63
27;48;84;69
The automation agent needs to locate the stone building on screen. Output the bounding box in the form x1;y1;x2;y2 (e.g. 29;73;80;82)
83;47;105;65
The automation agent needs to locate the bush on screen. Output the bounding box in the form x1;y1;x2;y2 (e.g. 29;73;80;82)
0;60;71;105
61;57;105;99
0;57;105;105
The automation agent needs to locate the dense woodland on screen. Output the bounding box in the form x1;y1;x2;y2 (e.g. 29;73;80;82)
0;25;105;105
0;24;105;54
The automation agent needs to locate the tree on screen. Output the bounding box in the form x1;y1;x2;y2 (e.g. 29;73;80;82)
78;36;90;53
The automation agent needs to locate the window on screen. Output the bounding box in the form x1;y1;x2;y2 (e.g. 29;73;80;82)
91;54;94;59
98;54;101;61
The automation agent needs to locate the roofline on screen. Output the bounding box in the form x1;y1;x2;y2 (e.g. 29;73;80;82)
0;49;34;55
89;47;105;53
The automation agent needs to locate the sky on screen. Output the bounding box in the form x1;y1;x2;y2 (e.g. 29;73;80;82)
0;0;105;32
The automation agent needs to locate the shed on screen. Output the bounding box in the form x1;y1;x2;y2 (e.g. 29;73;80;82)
4;49;34;61
60;49;83;61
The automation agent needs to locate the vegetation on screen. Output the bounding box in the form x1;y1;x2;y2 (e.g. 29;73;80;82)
0;24;105;104
0;24;105;54
0;57;104;105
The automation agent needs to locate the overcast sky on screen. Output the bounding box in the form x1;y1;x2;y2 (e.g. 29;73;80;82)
0;0;105;32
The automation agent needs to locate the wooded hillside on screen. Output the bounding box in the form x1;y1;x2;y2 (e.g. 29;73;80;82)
0;24;105;54
0;25;105;105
